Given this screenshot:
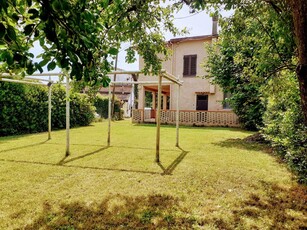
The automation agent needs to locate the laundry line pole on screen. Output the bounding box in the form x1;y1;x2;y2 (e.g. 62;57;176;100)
155;74;162;163
176;84;180;147
48;76;52;140
107;84;112;146
65;74;70;156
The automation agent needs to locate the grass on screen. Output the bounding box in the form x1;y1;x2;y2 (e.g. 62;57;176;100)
0;119;306;229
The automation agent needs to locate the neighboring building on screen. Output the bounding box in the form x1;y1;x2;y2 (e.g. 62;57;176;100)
96;69;134;117
133;17;239;127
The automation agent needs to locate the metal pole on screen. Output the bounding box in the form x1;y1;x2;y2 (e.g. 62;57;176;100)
176;85;180;147
48;76;52;140
107;84;112;146
155;75;162;163
65;74;70;156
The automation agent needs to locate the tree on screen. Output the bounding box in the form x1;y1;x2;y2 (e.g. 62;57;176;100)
181;0;307;125
0;0;180;86
204;1;295;130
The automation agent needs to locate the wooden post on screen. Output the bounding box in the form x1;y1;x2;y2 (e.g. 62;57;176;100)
176;85;180;147
152;92;156;110
156;75;162;163
65;74;70;156
48;76;52;140
107;84;112;146
111;54;118;117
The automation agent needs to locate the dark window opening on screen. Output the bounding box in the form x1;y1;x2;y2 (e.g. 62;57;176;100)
196;95;208;110
183;55;197;77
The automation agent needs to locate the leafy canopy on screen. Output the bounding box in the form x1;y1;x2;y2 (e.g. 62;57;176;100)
204;1;295;130
0;0;181;86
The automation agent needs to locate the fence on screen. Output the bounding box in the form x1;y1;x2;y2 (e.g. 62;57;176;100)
132;109;240;127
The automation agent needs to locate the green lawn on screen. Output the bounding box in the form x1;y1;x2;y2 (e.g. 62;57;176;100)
0;120;306;229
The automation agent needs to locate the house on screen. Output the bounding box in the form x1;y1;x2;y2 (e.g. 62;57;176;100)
95;69;135;117
132;17;239;127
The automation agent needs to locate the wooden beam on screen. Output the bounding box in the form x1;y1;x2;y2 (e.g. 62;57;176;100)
155;75;162;163
176;85;180;147
0;78;46;86
65;74;70;156
107;84;112;146
48;79;52;140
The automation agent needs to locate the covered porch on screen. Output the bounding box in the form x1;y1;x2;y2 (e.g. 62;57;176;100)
139;84;171;122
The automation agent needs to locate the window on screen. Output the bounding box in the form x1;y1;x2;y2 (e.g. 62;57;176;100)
196;95;208;110
223;92;232;109
183;55;197;77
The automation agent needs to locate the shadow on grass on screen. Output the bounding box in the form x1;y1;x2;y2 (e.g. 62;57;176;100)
18;182;306;229
0;157;161;175
230;181;307;229
212;138;271;153
132;123;251;133
58;146;110;165
46;142;105;147
0;140;49;154
0;143;189;175
113;145;178;152
20;194;197;230
158;146;189;175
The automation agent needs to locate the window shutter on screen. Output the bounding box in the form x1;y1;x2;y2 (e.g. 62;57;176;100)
183;55;197;76
190;55;197;75
183;56;189;76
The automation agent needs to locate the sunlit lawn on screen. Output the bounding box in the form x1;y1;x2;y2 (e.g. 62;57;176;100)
0;120;306;229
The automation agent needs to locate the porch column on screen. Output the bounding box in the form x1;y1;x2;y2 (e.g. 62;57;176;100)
138;85;145;122
152;91;156;109
138;85;145;110
163;94;167;110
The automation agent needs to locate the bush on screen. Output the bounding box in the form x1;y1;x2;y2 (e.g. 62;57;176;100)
0;82;95;136
93;94;122;120
262;71;307;183
0;82;48;135
51;85;95;128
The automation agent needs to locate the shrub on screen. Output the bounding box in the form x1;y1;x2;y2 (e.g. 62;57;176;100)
51;85;95;128
0;82;95;136
93;94;122;120
262;71;307;183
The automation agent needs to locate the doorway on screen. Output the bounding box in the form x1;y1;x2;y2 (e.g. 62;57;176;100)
196;95;208;110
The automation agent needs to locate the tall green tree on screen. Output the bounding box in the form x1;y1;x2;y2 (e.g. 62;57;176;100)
205;1;295;130
182;0;307;125
0;0;180;86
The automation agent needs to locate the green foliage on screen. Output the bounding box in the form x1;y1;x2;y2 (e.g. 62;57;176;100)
0;82;94;136
202;1;307;182
205;2;294;131
0;0;182;86
93;94;121;120
262;71;307;183
51;84;95;128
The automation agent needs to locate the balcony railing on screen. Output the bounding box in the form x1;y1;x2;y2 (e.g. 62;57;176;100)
132;109;240;127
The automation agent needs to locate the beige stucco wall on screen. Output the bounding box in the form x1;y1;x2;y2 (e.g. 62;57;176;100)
138;37;227;111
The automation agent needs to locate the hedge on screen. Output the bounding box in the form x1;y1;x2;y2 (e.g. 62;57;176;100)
93;94;123;120
0;82;95;136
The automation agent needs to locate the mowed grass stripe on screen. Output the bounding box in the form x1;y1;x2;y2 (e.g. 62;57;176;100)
0;120;305;229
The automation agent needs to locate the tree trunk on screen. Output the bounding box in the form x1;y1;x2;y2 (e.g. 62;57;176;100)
289;0;307;125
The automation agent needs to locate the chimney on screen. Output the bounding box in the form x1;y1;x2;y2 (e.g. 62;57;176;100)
212;15;218;35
